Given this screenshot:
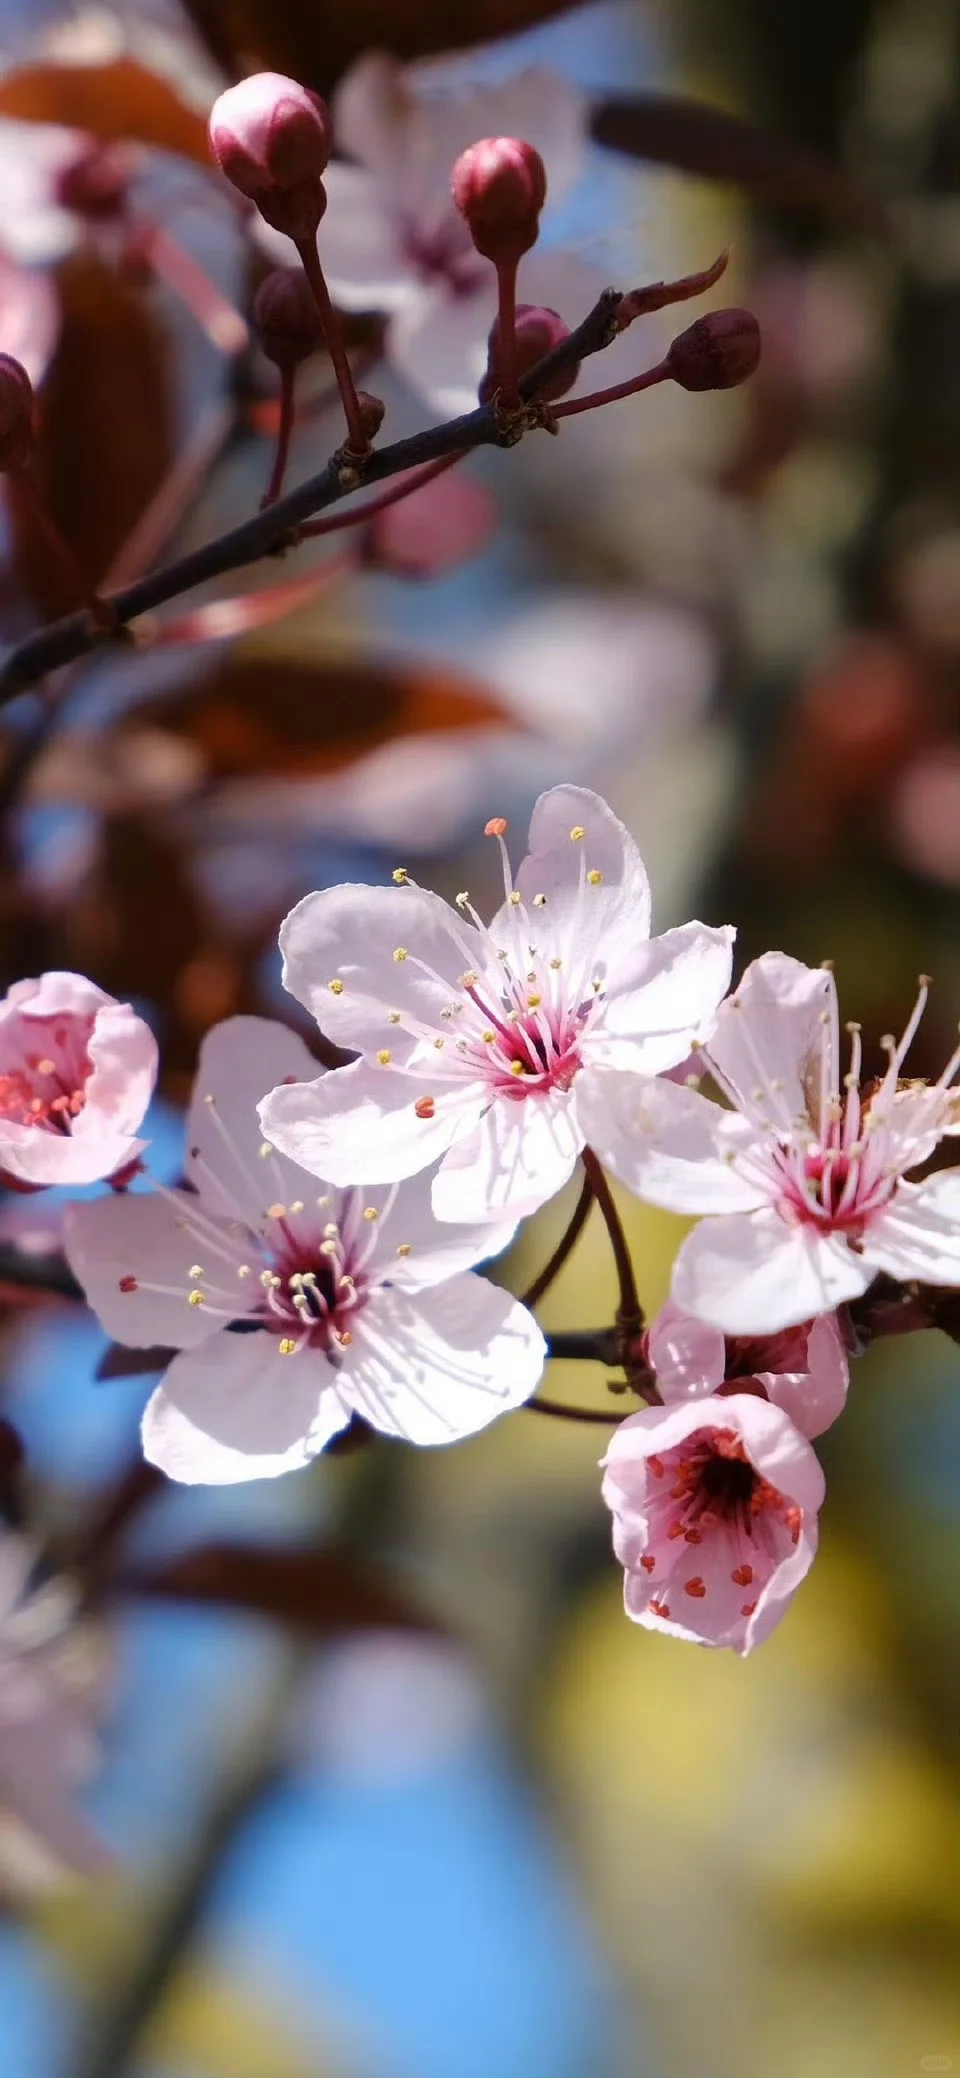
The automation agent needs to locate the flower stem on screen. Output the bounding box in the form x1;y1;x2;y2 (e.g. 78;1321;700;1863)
299;451;463;540
494;257;521;409
551;358;672;421
295;237;372;457
521;1171;594;1308
261;367;296;508
581;1147;644;1335
525;1393;626;1425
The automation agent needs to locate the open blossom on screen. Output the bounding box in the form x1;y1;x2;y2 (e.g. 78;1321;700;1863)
0;1536;107;1886
258;786;734;1226
0;972;157;1188
579;950;960;1334
647;1301;849;1439
66;1017;544;1484
602;1392;825;1654
257;52;601;415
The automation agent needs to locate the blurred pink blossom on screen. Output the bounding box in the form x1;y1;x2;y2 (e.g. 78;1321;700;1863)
602;1391;824;1654
0;972;157;1188
0;1535;107;1887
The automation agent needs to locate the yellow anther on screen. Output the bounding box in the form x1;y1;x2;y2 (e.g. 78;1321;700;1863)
570;824;585;842
377;1049;392;1065
393;947;408;962
387;1011;402;1025
533;893;547;908
290;1201;304;1214
396;1243;412;1257
549;957;562;970
508;891;521;906
324;1223;339;1237
587;869;603;886
392;867;409;884
237;1264;251;1278
328;978;345;995
363;1206;379;1222
203;1092;216;1106
36;1058;55;1077
527;993;542;1008
278;1338;297;1356
258;1141;273;1158
187;1289;205;1307
455;892;470;909
433;1036;445;1049
188;1264;204;1280
316;1194;330;1207
510;1060;526;1077
260;1270;275;1288
460;970;478;988
482;1030;495;1044
267;1203;286;1220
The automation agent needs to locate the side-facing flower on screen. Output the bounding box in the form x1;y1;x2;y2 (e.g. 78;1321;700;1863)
259;785;734;1226
579;950;960;1333
602;1392;824;1654
66;1017;544;1484
0;1535;107;1886
647;1300;849;1439
0;972;157;1188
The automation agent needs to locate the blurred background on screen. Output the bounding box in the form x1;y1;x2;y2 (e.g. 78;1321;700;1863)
0;0;959;2072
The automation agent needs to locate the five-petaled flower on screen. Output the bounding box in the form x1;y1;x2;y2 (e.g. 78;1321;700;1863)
601;1391;824;1654
66;1017;545;1484
0;1534;107;1887
0;972;157;1189
579;950;960;1333
258;786;734;1227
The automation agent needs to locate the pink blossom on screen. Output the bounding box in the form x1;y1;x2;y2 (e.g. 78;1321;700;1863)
261;52;600;415
647;1300;849;1439
0;973;157;1189
0;1535;107;1886
66;1017;544;1483
451;136;546;262
579;950;960;1334
258;785;734;1225
602;1392;824;1654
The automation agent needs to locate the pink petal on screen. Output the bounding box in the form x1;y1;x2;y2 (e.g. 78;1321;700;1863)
430;1085;581;1223
864;1173;960;1284
672;1207;869;1334
389;280;498;418
512;783;652;944
278;880;471;1062
575;1071;766;1214
316;160;423;314
760;1312;849;1440
706;951;837;1128
65;1190;246;1350
259;1058;484;1186
185;1014;319;1226
593;920;735;1072
339;1273;544;1444
363;1163;517;1289
647;1300;725;1400
142;1332;348;1484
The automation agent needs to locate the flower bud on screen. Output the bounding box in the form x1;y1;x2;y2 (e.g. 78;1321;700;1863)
254;266;325;368
479;302;579;404
209;73;331;241
0;356;34;473
452;137;546;264
667;308;761;392
55;143;131;222
353;391;386;445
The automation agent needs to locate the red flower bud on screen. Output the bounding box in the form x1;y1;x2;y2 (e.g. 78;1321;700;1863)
254;266;325;368
479;302;579;404
452;137;546;264
667;308;761;392
209;73;331;241
0;356;35;473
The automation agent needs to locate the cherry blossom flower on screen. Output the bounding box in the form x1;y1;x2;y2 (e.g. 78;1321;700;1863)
647;1301;849;1439
0;972;157;1189
65;1017;544;1483
0;1535;107;1886
579;949;960;1334
259;51;602;415
601;1391;824;1654
258;785;734;1226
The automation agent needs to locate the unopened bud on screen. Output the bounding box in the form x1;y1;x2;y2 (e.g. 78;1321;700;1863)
479;302;579;404
55;142;132;221
209;73;331;241
353;391;386;444
667;308;761;392
452;136;546;264
0;356;34;472
254;266;325;368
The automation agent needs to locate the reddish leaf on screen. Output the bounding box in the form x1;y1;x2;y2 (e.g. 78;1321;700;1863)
0;58;211;164
123;653;515;782
11;251;172;614
181;0;580;94
125;1541;445;1636
590;95;888;235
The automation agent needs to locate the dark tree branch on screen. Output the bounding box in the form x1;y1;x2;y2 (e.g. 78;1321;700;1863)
0;290;623;701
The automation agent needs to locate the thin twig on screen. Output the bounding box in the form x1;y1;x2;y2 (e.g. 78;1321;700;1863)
580;1147;644;1335
524;1392;629;1424
521;1172;594;1308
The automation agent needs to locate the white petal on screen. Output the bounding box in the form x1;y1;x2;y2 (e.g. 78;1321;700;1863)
259;1059;484;1185
65;1191;244;1350
142;1332;348;1485
594;920;735;1072
389;283;497;417
864;1173;960;1284
278;881;472;1060
672;1209;869;1335
431;1087;581;1223
186;1016;320;1225
762;1313;849;1440
575;1070;767;1214
646;1301;725;1400
318;161;422;313
364;1164;517;1289
706;951;837;1128
339;1274;544;1445
513;782;652;947
333;51;410;179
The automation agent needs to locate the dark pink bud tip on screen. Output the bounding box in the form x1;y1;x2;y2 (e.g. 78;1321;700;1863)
254;266;325;368
0;355;34;473
452;136;547;264
209;73;330;238
667;308;762;392
479;302;579;404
